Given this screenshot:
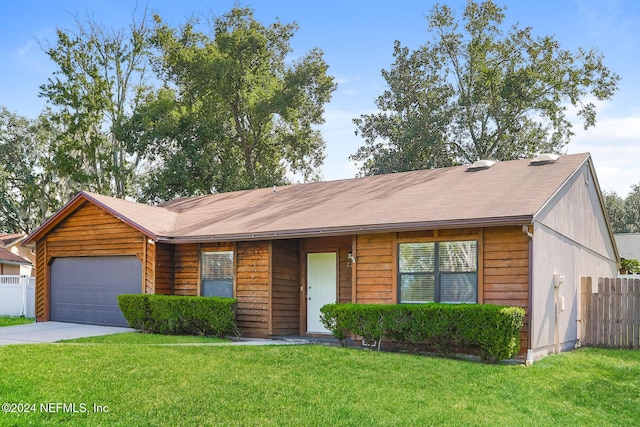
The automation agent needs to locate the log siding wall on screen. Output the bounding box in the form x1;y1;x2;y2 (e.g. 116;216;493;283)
353;226;529;351
482;226;530;350
271;240;300;335
172;244;199;296
154;243;173;295
144;239;156;294
34;202;147;321
33;199;531;351
354;233;395;304
236;241;271;337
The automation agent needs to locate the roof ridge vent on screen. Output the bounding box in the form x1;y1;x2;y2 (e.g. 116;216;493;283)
467;159;497;171
530;153;560;165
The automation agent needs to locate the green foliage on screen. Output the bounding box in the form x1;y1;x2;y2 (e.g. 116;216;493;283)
39;11;151;198
60;332;227;344
352;0;619;175
624;184;640;233
116;294;151;330
117;294;237;337
320;303;525;362
603;190;629;233
620;258;640;274
0;345;639;426
603;186;640;233
122;7;336;202
0;108;64;233
0;316;35;327
1;5;336;230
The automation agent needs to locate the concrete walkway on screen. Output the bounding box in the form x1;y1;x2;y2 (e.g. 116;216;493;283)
0;321;135;345
0;321;342;347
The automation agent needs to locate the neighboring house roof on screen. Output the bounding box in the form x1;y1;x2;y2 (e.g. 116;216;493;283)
0;233;27;247
25;153;597;244
614;234;640;261
0;247;32;265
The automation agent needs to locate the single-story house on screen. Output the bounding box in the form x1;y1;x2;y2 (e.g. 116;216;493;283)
24;153;618;359
0;233;35;276
0;247;33;276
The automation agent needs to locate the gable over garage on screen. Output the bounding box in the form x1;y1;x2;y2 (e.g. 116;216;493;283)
26;198;158;324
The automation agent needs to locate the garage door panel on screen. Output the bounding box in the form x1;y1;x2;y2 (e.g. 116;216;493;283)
50;256;142;327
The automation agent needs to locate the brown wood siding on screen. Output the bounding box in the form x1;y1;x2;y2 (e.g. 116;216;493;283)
173;244;199;296
154;243;173;295
355;233;395;304
352;227;529;352
34;201;149;321
236;241;270;337
271;240;300;335
44;203;145;260
482;226;530;351
145;240;156;294
35;241;47;321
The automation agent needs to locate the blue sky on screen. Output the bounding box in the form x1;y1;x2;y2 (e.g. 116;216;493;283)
1;0;639;196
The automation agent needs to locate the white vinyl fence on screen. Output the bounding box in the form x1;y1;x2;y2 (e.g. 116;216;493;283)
0;275;35;318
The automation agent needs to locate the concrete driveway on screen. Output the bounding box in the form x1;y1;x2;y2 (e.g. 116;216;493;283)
0;321;135;345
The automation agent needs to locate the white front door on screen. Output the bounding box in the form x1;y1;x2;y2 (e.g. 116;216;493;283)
307;252;337;333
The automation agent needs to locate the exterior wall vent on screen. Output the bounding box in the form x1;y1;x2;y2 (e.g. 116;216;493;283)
467;159;497;171
530;153;560;165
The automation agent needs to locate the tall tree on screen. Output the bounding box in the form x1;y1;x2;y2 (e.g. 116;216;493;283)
352;0;619;175
123;7;336;202
39;9;151;198
0;108;63;233
603;186;640;234
624;184;640;233
603;190;628;234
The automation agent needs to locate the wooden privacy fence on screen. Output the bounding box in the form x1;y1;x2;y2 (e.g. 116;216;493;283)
580;277;640;349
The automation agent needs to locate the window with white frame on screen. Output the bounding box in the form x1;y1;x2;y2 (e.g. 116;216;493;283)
201;251;234;298
398;241;478;304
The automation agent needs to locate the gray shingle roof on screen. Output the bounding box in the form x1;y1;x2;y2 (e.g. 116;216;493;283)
26;153;592;243
614;234;640;261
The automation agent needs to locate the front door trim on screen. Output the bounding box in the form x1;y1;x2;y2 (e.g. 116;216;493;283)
301;250;339;334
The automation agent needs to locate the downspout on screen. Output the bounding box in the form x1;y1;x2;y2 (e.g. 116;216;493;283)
524;224;534;366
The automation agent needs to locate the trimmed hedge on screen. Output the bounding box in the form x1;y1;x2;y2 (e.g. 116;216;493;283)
320;303;525;362
118;294;237;337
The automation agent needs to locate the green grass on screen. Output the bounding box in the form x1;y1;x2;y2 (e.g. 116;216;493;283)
0;345;638;426
58;332;228;344
0;316;34;327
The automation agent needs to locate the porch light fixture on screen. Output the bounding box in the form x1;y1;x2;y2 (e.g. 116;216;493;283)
347;251;356;267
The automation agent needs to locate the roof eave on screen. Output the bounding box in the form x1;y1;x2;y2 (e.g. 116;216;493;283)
159;215;534;244
24;192;159;246
0;258;32;266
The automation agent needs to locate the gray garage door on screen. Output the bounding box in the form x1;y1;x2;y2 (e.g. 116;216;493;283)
50;256;142;327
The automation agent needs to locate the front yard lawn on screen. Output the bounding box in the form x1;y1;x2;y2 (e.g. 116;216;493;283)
59;332;228;344
0;345;638;426
0;316;34;327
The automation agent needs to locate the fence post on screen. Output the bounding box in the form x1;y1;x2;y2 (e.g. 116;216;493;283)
580;277;592;347
20;275;27;317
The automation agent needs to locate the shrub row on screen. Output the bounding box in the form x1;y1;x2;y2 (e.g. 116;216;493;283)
117;294;237;337
320;303;525;362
